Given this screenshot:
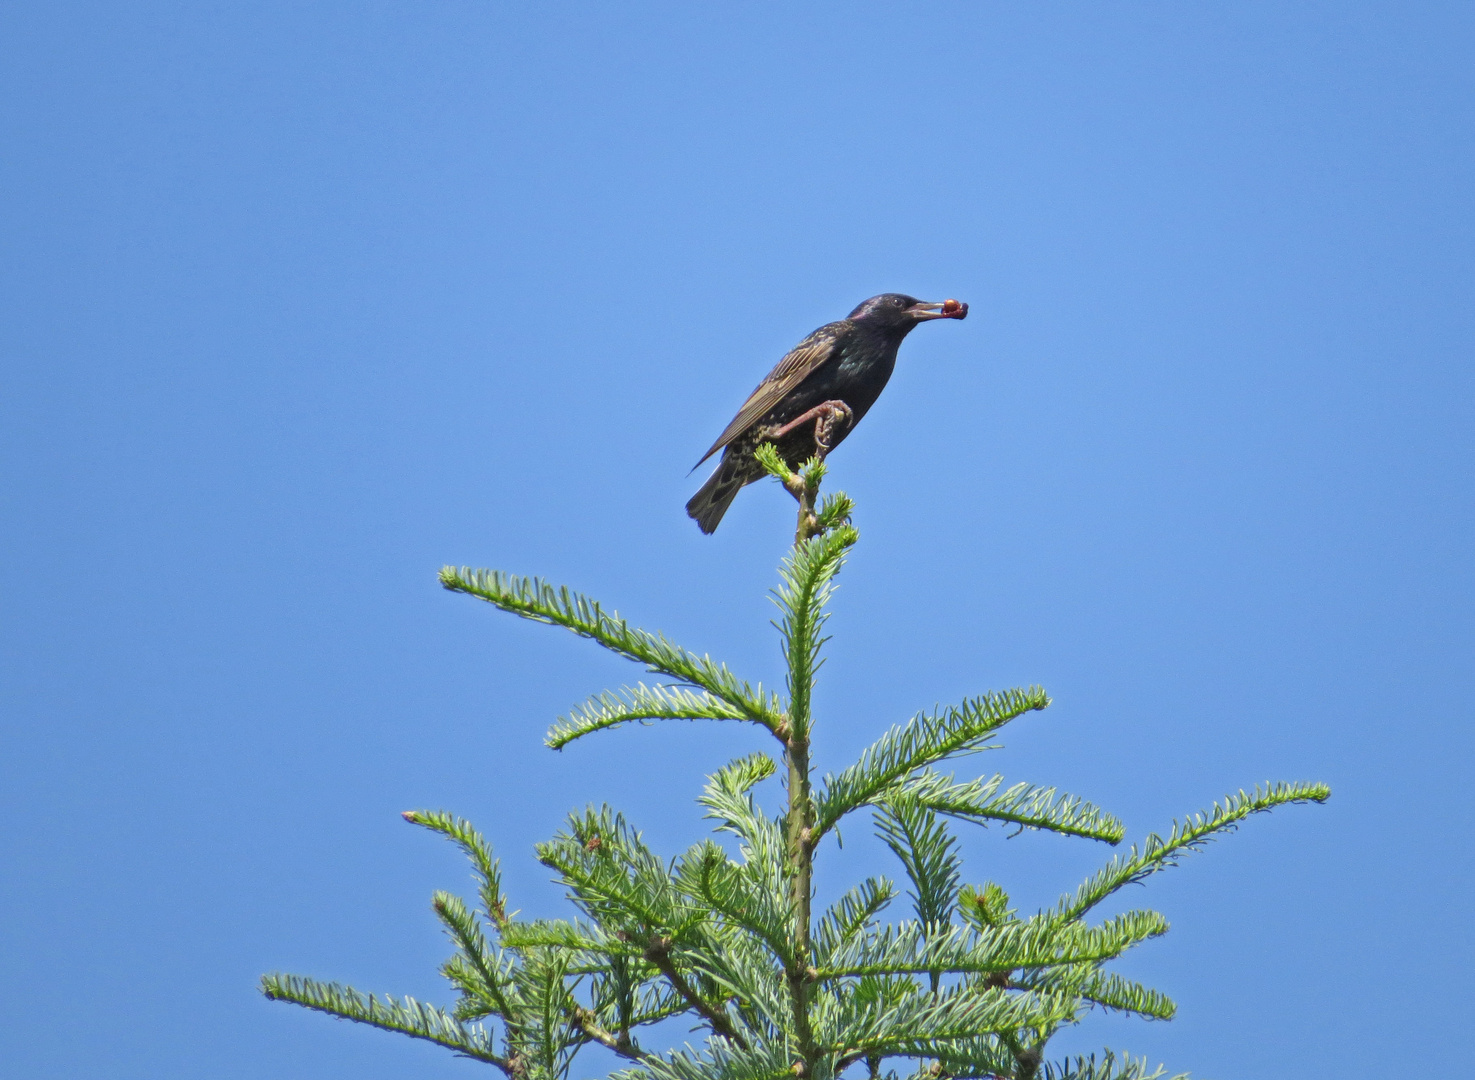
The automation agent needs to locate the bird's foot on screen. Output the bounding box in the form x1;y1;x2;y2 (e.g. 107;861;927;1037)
813;400;853;456
767;400;854;459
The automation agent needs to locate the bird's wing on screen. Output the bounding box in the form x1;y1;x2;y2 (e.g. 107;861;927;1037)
694;322;847;467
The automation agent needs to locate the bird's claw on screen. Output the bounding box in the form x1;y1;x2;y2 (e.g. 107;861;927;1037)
767;400;854;459
813;401;853;457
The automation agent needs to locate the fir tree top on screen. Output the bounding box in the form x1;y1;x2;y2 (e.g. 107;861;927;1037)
264;451;1329;1080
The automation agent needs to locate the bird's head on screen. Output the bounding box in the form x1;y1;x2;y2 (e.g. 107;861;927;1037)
847;293;969;334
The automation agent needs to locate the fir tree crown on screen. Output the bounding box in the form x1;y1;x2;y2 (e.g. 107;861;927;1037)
263;450;1329;1080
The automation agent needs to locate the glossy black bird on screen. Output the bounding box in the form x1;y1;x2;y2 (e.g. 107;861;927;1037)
686;293;968;533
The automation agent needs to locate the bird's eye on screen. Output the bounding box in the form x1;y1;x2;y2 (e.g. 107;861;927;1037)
893;296;906;307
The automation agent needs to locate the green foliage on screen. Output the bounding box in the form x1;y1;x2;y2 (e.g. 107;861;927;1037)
1038;1050;1191;1080
752;440;793;482
960;882;1014;928
774;522;857;739
548;683;752;749
876;799;961;933
267;480;1328;1080
260;974;505;1062
1050;782;1331;924
439;568;786;737
813;689;1052;839
886;771;1126;844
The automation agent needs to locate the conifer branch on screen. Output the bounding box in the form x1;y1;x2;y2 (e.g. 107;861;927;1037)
644;936;751;1050
1036;1049;1189;1080
782;724;818;1064
1075;972;1177;1021
511;947;580;1080
616;988;692;1033
586;963;689;1040
823;984;1073;1059
813;490;855;534
928;1035;1020;1079
431;890;517;1020
675;931;793;1037
440;957;495;1021
886;773;1126;844
680;842;796;966
1053;781;1332;923
536;808;705;943
1004;965;1176;1023
500;918;632;956
259;975;508;1068
440;567;786;735
752;441;796;483
612;1038;795;1080
569;1003;650;1062
755;444;836;546
548;683;753;749
876;800;962;936
959;881;1016;929
699;753;782;857
402;810;509;927
813;688;1052;839
813;877;897;961
816;910;1168;979
774;524;858;740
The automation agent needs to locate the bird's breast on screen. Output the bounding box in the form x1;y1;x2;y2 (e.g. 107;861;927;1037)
828;341;900;421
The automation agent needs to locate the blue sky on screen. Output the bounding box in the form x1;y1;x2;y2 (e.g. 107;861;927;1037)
2;3;1471;1077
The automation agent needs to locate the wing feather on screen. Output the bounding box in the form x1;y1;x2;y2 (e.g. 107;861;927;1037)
694;322;847;466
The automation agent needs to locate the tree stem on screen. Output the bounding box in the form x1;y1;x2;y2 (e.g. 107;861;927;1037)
646;942;749;1049
785;468;822;1069
785;722;817;1067
568;1006;646;1063
786;471;821;545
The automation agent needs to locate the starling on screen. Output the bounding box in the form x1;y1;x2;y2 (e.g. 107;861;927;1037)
686;293;968;533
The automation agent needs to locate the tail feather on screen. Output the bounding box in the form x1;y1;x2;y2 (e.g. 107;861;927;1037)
686;457;753;534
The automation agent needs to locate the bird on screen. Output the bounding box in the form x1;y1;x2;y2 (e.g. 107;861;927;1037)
685;293;968;533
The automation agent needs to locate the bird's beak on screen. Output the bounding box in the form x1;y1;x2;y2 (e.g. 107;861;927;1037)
908;299;969;321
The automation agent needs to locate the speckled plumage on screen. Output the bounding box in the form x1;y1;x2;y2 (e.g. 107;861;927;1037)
686;293;967;533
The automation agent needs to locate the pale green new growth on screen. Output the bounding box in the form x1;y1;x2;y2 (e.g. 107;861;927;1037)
752;440;792;481
267;474;1328;1080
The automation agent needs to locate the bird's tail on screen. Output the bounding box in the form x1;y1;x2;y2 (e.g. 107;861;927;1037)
686;456;753;534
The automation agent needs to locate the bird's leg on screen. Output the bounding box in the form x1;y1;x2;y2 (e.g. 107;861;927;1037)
762;401;852;544
766;400;854;460
813;400;853;457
